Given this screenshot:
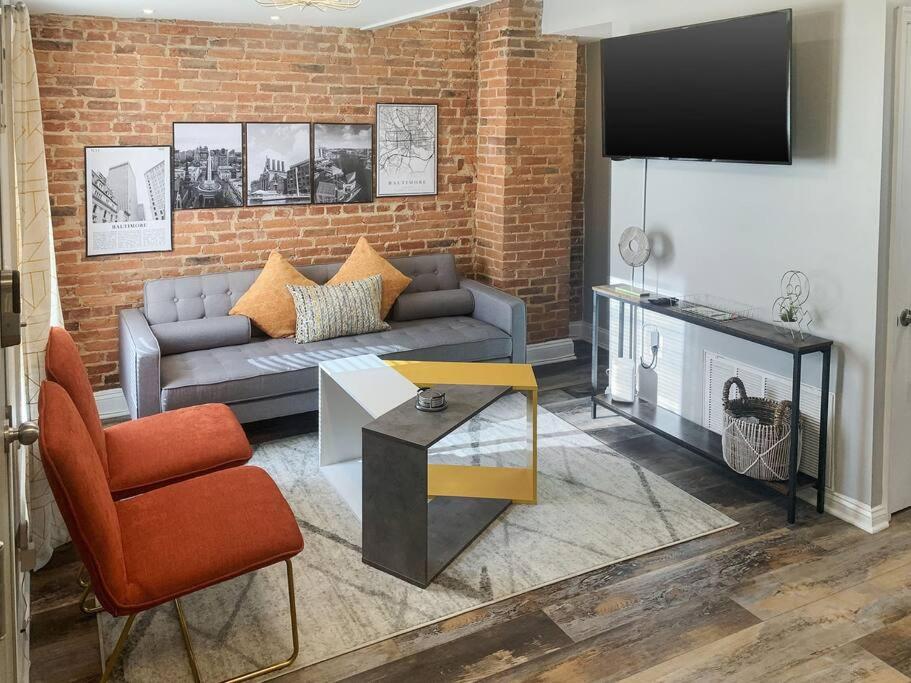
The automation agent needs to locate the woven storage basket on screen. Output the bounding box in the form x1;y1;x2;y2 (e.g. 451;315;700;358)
721;377;801;481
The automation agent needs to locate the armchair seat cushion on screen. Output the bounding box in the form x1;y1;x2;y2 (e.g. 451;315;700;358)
158;317;512;412
116;466;303;611
105;404;253;500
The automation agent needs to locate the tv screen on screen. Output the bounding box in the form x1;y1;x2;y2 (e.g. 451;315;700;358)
601;10;792;164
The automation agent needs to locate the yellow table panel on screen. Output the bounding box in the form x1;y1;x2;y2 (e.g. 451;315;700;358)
385;360;538;504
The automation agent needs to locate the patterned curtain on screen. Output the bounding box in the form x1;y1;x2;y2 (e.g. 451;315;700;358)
7;3;66;569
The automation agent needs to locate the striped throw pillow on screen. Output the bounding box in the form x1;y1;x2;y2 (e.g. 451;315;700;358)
287;274;390;344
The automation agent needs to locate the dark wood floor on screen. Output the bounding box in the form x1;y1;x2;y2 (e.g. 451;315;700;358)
30;344;911;682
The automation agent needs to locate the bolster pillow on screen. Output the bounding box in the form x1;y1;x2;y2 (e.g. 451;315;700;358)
390;289;474;322
151;316;251;356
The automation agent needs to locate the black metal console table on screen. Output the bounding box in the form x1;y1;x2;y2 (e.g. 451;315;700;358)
590;285;834;524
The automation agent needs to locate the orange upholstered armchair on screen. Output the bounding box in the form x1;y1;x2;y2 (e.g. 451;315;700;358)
45;326;252;500
39;381;304;682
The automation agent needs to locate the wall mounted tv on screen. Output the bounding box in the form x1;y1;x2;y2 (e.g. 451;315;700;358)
601;9;792;164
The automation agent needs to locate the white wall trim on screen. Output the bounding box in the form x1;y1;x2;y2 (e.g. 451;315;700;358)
95;388;129;421
798;487;890;534
527;338;577;366
569;319;610;349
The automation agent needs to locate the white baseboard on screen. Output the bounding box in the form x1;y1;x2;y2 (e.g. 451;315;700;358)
799;487;890;534
527;338;577;366
95;388;129;421
569;320;609;349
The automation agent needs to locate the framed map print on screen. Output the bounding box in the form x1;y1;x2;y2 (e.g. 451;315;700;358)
85;145;173;256
376;103;437;197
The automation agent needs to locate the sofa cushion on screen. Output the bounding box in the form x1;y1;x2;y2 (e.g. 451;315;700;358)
158;317;512;411
229;250;317;338
151;316;251;356
327;237;412;318
288;274;389;344
391;289;474;322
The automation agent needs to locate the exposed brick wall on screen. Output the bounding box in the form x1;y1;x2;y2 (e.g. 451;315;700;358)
474;0;579;344
31;1;582;390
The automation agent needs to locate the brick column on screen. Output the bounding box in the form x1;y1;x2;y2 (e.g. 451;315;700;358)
475;0;579;344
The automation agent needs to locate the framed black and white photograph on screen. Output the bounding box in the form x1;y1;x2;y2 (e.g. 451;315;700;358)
85;145;173;257
376;103;438;197
172;122;244;210
245;123;313;206
312;123;374;204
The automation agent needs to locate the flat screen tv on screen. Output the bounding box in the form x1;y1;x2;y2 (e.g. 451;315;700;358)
601;10;792;164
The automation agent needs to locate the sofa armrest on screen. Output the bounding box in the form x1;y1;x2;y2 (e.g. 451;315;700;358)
119;308;162;419
460;279;527;363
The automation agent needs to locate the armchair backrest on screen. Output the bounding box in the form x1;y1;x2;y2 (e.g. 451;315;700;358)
45;327;108;476
38;381;127;612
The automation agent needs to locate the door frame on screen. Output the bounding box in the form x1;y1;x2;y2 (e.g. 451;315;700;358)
0;3;29;679
883;5;911;516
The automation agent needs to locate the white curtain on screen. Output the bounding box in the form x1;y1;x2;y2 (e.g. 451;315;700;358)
5;2;67;569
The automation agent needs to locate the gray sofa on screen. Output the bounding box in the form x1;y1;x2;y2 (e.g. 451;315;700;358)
119;253;526;423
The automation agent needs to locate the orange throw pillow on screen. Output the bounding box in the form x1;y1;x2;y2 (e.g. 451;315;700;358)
328;237;412;319
230;251;317;338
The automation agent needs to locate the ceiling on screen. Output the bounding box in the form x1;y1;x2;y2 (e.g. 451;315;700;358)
24;0;491;30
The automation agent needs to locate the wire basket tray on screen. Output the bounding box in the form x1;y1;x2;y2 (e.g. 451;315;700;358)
676;295;755;322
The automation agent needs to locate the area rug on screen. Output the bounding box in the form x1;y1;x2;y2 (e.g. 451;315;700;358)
98;395;736;681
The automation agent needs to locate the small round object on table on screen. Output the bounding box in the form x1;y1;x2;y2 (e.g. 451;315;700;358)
416;388;447;412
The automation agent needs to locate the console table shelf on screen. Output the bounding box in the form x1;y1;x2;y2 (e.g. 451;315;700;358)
592;394;815;496
591;285;833;524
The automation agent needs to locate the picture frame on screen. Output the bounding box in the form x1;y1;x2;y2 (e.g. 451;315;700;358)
172;122;244;210
245;123;313;207
375;103;438;198
312;123;374;205
84;145;173;257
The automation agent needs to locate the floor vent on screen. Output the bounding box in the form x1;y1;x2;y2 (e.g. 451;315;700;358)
703;351;835;485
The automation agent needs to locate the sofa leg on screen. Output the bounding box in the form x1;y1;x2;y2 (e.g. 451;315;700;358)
174;559;300;683
99;613;136;683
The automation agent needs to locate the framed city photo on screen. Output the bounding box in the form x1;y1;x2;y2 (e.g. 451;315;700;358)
245;123;312;206
312;123;374;204
376;103;438;197
85;145;173;257
172;122;244;210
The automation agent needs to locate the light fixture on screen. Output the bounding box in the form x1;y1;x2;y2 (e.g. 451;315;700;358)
142;8;154;14
256;0;361;11
270;15;281;21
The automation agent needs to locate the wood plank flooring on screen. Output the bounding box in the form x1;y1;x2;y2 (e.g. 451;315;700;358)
29;343;911;682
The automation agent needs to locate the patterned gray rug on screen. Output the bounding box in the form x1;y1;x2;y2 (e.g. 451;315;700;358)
98;395;736;681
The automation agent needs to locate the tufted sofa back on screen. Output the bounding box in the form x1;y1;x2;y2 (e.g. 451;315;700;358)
143;252;462;325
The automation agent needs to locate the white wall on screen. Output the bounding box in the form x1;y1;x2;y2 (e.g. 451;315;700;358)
547;0;896;507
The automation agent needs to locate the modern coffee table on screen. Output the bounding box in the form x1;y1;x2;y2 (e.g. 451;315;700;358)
319;355;539;514
361;383;514;587
317;354;538;586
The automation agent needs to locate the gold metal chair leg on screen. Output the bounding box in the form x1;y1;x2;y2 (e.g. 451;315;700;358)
79;581;104;615
77;564;90;589
99;613;136;683
174;599;202;683
174;559;299;683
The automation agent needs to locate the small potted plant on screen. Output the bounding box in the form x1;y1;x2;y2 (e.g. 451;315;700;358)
772;270;812;340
